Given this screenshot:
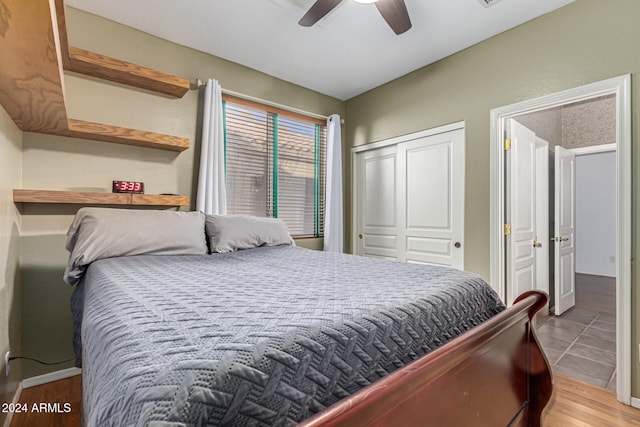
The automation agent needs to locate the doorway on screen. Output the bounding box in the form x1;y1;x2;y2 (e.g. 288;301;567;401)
510;108;617;389
489;75;631;404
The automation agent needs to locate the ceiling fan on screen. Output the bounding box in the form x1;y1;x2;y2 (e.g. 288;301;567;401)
299;0;412;35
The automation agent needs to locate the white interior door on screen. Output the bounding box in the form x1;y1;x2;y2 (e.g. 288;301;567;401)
507;120;537;303
356;145;402;260
535;138;550;297
554;145;576;315
403;130;464;268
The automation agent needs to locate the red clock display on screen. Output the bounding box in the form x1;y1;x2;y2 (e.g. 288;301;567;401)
112;180;144;194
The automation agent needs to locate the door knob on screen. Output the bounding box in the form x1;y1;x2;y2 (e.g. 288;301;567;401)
533;241;542;248
550;237;569;242
454;242;461;248
358;234;363;240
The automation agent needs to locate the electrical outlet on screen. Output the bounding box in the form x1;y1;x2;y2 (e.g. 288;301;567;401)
4;351;9;376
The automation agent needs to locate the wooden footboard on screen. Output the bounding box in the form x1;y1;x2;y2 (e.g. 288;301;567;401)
299;291;552;427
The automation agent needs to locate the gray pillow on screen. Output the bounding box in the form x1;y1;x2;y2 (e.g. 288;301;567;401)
205;215;294;253
64;208;207;285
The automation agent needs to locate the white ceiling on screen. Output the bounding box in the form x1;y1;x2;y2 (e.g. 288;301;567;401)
65;0;574;101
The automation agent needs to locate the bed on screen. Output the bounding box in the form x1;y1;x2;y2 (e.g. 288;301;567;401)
66;208;552;426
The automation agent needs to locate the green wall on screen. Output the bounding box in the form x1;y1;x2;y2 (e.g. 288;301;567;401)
345;0;639;397
0;105;22;424
19;6;343;378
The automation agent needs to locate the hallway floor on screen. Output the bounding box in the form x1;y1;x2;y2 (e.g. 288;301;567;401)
536;273;616;390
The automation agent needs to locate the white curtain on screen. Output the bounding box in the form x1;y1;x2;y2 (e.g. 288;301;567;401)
323;114;343;252
196;79;227;215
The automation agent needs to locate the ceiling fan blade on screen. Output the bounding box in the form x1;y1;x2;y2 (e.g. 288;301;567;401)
375;0;412;35
298;0;344;27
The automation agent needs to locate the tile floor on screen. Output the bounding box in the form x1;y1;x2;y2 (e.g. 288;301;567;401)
535;273;616;390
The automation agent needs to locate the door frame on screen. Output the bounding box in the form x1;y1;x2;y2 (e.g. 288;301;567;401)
489;75;631;403
352;121;465;263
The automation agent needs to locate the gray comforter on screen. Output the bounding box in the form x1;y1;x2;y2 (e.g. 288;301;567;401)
71;245;504;426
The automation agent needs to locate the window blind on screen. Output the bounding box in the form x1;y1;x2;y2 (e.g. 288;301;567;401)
224;103;270;217
224;101;326;237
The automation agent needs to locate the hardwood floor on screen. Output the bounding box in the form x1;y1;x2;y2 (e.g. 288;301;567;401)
10;376;81;427
9;373;640;426
543;373;640;426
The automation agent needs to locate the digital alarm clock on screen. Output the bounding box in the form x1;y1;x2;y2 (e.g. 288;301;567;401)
112;180;144;194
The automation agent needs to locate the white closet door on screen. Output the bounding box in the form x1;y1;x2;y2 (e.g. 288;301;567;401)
356;144;403;260
354;126;465;269
402;129;464;268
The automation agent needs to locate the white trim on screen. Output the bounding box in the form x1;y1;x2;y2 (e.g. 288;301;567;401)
534;139;550;298
351;121;464;153
569;143;616;155
489;74;631;404
631;397;640;410
351;147;357;254
221;88;328;121
616;74;632;405
22;367;81;389
2;382;22;427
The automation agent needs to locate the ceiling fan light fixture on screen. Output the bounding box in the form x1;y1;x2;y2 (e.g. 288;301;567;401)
477;0;504;7
300;0;410;35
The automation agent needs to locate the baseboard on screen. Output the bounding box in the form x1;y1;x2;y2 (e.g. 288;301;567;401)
574;271;616;279
631;397;640;410
22;367;81;389
2;381;23;427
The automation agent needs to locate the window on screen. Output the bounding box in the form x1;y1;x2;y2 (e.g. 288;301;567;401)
223;97;326;237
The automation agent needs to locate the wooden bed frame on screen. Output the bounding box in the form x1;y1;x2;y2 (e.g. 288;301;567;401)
300;291;552;427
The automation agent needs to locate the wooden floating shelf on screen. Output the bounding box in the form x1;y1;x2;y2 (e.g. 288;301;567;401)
0;0;190;152
130;194;189;206
58;119;189;152
13;189;190;207
64;119;189;152
66;47;190;98
55;0;189;98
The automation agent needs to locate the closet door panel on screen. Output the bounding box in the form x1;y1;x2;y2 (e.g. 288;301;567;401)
357;145;403;260
406;142;451;231
402;129;464;268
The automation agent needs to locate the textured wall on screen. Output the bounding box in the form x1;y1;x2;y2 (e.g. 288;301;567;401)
515;107;562;147
562;95;616;148
0;105;22;425
345;0;640;396
514;94;615;149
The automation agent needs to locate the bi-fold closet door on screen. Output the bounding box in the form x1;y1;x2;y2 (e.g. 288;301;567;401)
354;127;465;269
